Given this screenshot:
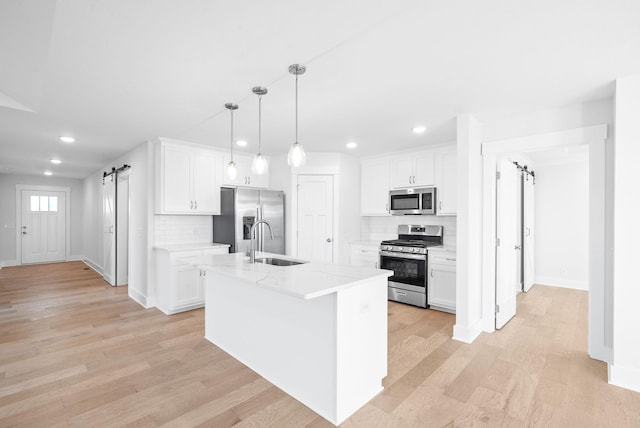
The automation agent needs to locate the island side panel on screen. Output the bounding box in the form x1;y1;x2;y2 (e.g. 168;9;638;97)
204;272;338;424
335;277;388;424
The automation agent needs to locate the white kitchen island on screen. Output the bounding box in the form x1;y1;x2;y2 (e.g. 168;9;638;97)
181;252;392;426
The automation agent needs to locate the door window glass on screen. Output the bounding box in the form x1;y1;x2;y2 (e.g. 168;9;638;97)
30;196;59;212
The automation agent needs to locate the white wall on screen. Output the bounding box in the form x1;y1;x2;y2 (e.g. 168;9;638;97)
269;152;361;265
82;141;153;306
610;75;640;392
534;158;589;290
0;173;84;266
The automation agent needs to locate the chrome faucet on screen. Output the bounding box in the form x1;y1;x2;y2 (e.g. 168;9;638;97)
249;219;274;263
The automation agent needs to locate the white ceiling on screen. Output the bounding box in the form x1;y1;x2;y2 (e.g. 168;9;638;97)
1;0;639;179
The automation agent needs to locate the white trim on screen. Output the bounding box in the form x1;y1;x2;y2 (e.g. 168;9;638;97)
534;277;588;291
482;124;608;155
15;184;72;265
609;363;640;393
82;258;103;275
1;260;19;267
452;320;483;344
128;286;151;308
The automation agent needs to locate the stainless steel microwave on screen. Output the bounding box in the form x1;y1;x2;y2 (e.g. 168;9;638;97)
389;187;436;215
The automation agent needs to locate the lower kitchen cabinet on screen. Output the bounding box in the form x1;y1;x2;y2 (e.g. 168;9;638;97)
428;251;456;313
350;242;380;268
155;246;229;314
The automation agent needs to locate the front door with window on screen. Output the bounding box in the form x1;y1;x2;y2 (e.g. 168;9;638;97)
21;190;66;264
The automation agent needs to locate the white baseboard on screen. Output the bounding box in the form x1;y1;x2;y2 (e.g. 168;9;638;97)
0;259;18;268
82;258;103;275
609;363;640;393
589;344;612;364
453;320;483;344
128;287;152;309
69;254;84;261
535;276;588;291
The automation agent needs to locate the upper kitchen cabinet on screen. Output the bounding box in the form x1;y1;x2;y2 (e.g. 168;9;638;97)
154;139;222;215
434;147;457;215
221;153;269;189
361;157;391;216
390;151;434;189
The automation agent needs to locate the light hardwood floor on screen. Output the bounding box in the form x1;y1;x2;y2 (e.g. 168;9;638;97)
1;262;639;427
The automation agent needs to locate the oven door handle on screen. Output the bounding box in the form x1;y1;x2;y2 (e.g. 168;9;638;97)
379;251;427;261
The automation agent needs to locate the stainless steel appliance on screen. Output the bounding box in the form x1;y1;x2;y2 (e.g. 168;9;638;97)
380;224;443;308
213;187;285;255
389;187;436;215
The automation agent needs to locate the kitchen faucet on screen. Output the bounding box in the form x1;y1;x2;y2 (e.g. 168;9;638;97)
249;219;274;263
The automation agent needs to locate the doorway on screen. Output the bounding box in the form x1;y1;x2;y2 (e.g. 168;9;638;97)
102;166;130;286
295;175;334;263
20;190;67;264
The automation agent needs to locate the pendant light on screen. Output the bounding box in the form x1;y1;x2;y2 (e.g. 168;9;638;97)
251;86;269;175
225;103;239;180
287;64;307;167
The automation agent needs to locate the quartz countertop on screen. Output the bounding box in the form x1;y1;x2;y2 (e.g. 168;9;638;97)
180;252;392;300
154;242;230;252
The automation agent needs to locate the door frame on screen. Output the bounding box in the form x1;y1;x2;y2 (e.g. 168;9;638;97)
15;185;72;264
480;124;609;358
290;173;338;262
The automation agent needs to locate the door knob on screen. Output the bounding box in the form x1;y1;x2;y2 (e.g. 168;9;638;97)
515;245;521;250
326;238;332;243
22;231;27;235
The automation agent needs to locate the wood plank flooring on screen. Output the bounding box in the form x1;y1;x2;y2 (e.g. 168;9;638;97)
1;261;639;427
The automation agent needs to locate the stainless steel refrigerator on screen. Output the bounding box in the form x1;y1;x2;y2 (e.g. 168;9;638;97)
213;187;285;255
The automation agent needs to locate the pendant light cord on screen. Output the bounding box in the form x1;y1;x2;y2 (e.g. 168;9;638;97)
258;95;262;153
230;109;234;161
295;73;299;143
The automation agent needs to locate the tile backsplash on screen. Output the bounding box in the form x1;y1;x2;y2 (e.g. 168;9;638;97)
154;215;212;245
360;215;457;249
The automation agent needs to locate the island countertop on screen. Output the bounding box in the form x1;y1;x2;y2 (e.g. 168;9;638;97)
179;252;392;300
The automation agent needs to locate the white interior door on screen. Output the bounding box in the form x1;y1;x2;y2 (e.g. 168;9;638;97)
523;174;535;292
296;175;334;263
21;190;66;264
496;159;519;329
103;176;116;285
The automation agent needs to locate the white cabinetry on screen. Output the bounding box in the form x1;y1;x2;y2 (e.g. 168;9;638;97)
428;250;456;313
222;154;269;189
155;140;222;215
391;151;434;189
155;245;229;314
350;243;380;268
435;147;457;215
360;157;391;216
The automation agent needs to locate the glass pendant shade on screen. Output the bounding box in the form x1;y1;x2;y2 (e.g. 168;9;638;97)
251;153;268;175
226;160;238;180
287;142;306;167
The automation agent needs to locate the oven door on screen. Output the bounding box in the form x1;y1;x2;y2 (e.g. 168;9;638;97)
379;251;427;293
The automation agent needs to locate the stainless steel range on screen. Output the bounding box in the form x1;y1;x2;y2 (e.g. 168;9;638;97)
379;225;443;308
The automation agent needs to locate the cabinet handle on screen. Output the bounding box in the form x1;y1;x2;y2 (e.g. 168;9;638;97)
386;203;389;212
194;200;198;210
190;200;194;209
445;258;456;262
430;268;434;278
248;177;251;184
375;262;378;269
439;201;442;211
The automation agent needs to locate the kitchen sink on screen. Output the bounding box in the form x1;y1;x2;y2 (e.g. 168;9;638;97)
254;257;306;266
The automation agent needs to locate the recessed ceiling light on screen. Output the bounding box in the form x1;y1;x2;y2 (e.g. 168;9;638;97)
346;141;358;149
44;171;53;176
59;136;75;143
412;126;427;134
236;140;247;147
50;158;62;164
